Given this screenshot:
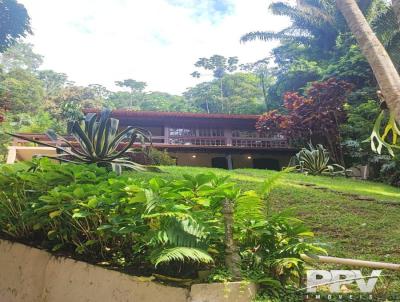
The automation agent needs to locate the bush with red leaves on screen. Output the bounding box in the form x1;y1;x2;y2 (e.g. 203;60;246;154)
256;78;353;164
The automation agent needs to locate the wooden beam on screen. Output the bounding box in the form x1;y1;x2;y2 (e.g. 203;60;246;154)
6;147;17;164
301;254;400;271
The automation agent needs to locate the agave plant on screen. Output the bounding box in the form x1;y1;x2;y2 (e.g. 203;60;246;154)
290;143;349;176
7;109;157;174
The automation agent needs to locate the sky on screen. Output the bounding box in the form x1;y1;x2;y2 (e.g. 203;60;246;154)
19;0;289;95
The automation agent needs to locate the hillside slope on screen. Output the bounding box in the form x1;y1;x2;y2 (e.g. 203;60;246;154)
139;166;400;263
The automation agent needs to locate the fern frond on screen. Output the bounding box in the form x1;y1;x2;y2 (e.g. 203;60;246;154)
262;169;289;198
154;218;208;248
151;247;214;267
235;190;265;222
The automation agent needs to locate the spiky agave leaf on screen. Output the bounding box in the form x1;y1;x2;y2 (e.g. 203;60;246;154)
291;143;346;176
7;109;159;174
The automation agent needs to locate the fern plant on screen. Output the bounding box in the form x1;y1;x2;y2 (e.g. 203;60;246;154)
370;110;400;156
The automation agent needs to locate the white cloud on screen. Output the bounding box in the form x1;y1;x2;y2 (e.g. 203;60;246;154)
19;0;289;94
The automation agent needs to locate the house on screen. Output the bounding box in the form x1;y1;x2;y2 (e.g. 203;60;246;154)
9;110;297;170
101;110;296;170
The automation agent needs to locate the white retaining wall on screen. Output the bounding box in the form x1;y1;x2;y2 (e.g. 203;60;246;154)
0;240;257;302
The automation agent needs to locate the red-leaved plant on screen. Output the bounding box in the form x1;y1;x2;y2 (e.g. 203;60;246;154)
256;78;352;164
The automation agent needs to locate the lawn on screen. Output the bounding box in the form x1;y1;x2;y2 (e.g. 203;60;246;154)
138;166;400;264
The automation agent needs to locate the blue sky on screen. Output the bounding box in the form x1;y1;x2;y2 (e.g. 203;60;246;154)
20;0;289;94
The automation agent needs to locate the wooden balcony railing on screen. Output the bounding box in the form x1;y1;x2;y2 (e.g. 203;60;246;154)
11;133;290;149
232;138;288;148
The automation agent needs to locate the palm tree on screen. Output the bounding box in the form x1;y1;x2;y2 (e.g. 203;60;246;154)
393;0;400;25
370;2;400;69
241;0;393;57
336;0;400;122
241;0;342;56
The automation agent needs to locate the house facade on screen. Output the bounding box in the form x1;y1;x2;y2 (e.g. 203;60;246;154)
105;110;296;170
9;110;297;170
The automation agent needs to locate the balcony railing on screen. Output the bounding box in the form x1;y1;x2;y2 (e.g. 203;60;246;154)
232;138;288;148
11;134;290;149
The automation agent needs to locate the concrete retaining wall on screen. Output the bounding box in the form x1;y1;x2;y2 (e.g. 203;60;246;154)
0;239;257;302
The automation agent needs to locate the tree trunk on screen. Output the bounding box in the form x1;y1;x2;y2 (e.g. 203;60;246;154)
220;77;226;113
393;0;400;26
221;199;241;280
336;0;400;122
260;74;268;111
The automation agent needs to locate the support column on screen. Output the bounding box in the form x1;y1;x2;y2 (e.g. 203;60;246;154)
163;125;169;144
226;154;233;170
224;128;232;146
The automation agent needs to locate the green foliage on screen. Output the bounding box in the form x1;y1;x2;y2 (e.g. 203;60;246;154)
1;42;43;71
0;0;31;52
151;247;213;267
192;55;239;79
0;158;323;282
370;110;400;158
0;68;44;113
7;109;155;174
107;91;195;112
342;100;380;141
115;79;147;93
147;148;176;166
184;72;266;114
290;144;349;176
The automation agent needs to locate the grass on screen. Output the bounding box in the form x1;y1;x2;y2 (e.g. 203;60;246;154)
136;166;400;264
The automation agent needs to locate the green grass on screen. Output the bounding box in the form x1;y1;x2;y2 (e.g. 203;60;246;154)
136;166;400;264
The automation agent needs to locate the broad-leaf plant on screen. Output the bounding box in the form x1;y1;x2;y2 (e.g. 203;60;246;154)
7;109;157;174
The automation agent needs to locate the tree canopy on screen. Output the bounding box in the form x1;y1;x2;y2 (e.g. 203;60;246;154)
0;0;31;52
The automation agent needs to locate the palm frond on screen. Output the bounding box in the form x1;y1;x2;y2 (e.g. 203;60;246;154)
240;31;289;43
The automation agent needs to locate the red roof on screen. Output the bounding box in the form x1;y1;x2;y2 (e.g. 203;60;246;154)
85;109;260;121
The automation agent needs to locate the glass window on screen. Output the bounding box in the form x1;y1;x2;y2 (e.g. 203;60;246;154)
198;128;224;137
232;130;258;138
169;127;196;137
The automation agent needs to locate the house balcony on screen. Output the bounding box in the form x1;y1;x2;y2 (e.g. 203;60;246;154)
11;133;290;150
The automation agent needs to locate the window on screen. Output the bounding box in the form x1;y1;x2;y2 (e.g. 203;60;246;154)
198;128;224;137
232;130;258;138
169;127;196;137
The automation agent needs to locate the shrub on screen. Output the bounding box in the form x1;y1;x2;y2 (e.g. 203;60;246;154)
256;78;352;164
147;148;176;166
0;158;324;284
290;143;350;176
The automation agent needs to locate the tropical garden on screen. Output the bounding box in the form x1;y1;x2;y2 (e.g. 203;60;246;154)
2;0;400;301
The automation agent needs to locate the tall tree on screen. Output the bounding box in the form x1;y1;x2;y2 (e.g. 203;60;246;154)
191;55;238;113
0;68;44;113
0;42;43;71
185;73;265;114
38;70;68;97
240;58;274;110
393;0;400;25
0;0;31;52
241;0;341;57
115;79;147;108
336;0;400;122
